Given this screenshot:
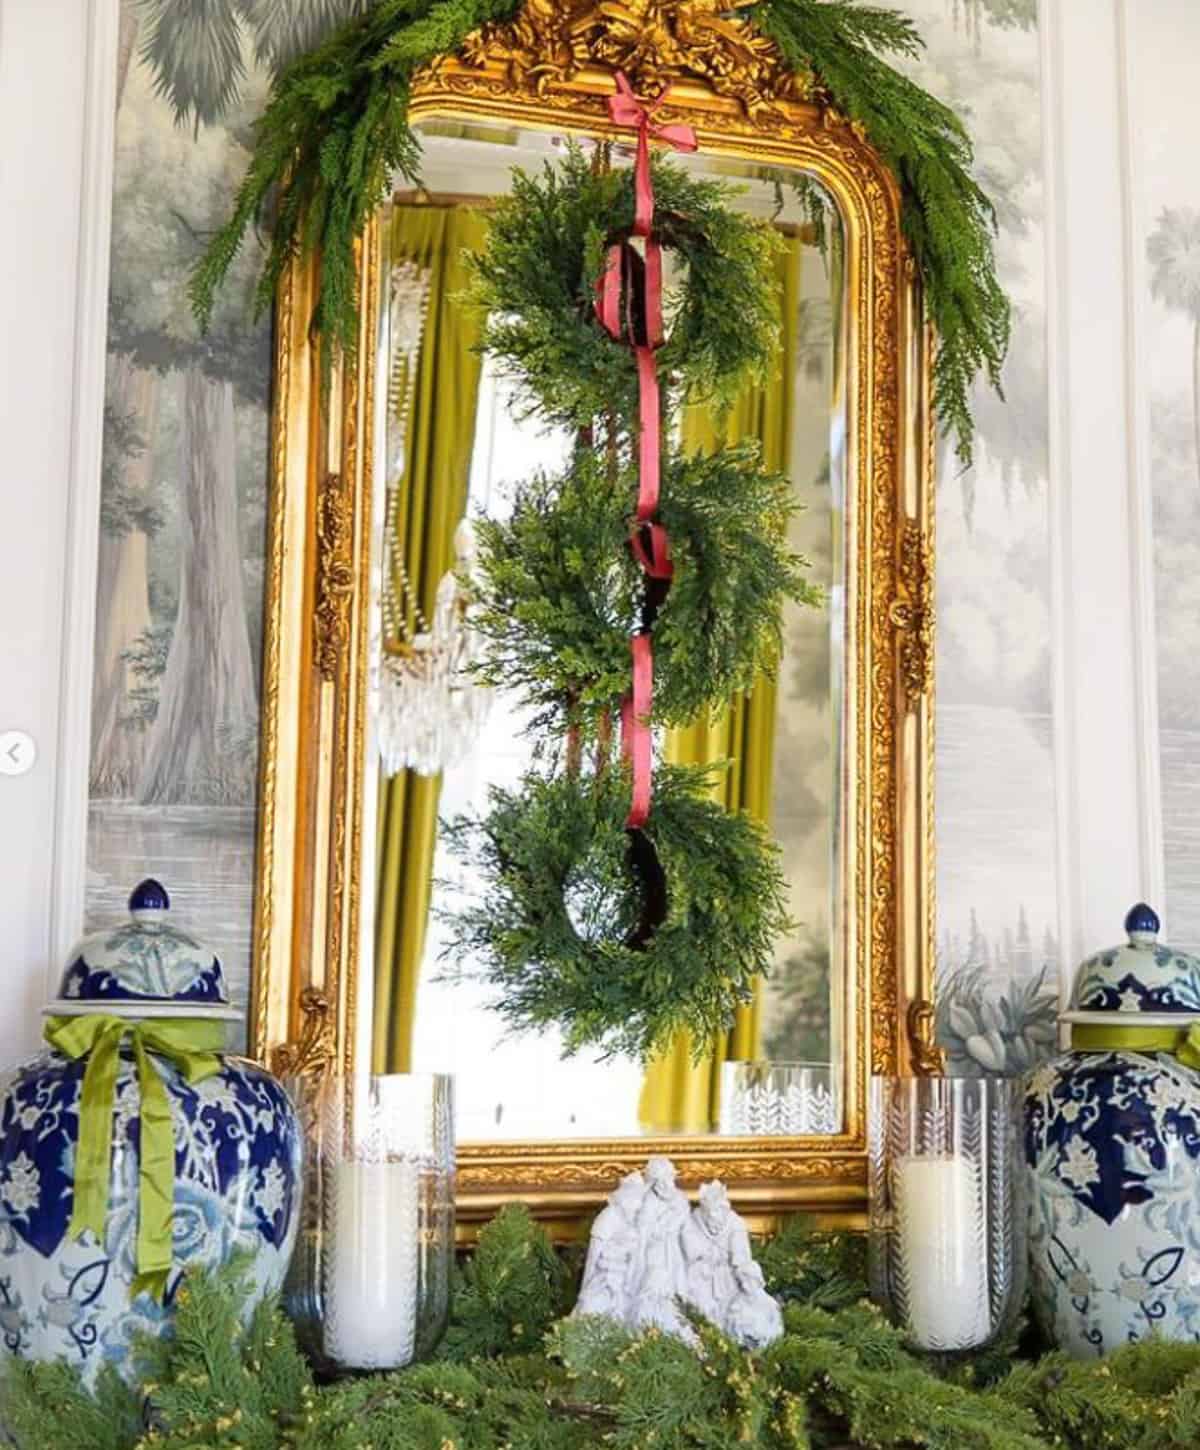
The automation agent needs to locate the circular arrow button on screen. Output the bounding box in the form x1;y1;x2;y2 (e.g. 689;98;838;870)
0;730;37;777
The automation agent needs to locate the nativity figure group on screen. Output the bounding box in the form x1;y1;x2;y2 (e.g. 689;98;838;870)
574;1155;784;1349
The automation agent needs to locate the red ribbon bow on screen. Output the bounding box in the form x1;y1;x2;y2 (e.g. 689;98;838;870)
593;75;696;829
608;73;698;238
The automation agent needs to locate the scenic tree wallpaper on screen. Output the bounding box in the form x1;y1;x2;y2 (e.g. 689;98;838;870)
894;0;1061;1072
87;1;366;1035
1129;1;1200;963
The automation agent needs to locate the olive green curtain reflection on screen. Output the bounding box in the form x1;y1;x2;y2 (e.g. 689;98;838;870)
638;237;802;1133
374;206;487;1074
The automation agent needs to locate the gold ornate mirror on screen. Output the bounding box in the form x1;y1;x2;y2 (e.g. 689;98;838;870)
267;0;935;1233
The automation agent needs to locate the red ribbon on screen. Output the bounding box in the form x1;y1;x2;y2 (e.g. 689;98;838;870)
608;73;698;238
596;244;623;341
634;346;662;523
595;75;696;829
621;634;654;828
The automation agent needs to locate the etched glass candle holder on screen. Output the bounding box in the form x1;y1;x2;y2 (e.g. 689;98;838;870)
868;1076;1025;1354
719;1061;839;1135
287;1073;455;1373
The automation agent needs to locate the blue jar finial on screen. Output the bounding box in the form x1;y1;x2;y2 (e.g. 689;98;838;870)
1124;901;1160;937
129;878;170;914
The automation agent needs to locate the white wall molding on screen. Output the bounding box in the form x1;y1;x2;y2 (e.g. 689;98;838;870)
1039;0;1080;991
50;0;121;986
0;0;116;1062
1041;0;1166;988
1116;0;1167;932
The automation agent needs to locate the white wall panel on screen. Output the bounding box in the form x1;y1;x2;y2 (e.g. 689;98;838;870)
1041;0;1164;984
0;0;116;1062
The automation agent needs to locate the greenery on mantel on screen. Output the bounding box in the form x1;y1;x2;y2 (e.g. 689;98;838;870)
190;0;1010;466
7;1207;1200;1450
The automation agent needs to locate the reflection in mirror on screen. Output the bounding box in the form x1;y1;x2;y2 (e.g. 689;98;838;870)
366;119;847;1144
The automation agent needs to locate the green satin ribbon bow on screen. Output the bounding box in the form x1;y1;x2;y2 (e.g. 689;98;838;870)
1072;1020;1200;1069
43;1014;224;1301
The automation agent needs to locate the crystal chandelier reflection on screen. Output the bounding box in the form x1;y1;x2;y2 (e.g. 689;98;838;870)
376;520;491;777
373;257;491;778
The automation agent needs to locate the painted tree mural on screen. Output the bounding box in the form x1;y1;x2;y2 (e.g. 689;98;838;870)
136;367;260;804
136;0;372;127
101;45;267;805
90;4;160;796
89;0;367;1023
1129;2;1200;956
1148;208;1200;490
91;366;161;795
94;0;368;804
901;0;1061;1074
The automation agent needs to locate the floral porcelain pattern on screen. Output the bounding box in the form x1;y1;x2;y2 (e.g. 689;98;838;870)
58;878;229;1007
0;1047;301;1378
1026;1051;1200;1355
1073;945;1200;1014
0;877;300;1381
1025;905;1200;1358
59;925;225;1005
1070;904;1200;1015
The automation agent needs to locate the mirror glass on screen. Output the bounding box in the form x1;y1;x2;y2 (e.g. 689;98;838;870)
365;118;849;1142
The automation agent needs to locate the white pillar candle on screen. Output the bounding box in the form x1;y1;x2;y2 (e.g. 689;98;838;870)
323;1158;421;1369
893;1154;990;1350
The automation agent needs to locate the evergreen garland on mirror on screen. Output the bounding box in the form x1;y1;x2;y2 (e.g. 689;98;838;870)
189;0;1010;464
754;0;1010;462
8;1207;1200;1450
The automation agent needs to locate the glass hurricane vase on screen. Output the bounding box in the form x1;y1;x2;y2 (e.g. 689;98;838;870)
868;1075;1025;1354
286;1072;455;1373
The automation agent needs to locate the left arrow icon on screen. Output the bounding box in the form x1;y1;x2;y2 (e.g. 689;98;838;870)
0;731;36;776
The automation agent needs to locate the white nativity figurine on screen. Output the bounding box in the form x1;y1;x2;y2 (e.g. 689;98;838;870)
574;1156;784;1349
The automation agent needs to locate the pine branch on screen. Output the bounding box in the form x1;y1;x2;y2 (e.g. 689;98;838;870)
437;1203;576;1361
189;0;524;381
752;0;1009;464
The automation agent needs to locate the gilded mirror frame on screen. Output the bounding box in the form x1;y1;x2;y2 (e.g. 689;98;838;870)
261;1;937;1233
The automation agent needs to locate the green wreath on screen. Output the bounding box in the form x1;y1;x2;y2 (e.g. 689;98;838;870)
470;441;819;734
467;144;784;428
440;763;793;1062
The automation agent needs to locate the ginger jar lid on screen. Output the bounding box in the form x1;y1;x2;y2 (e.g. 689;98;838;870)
45;878;240;1021
1064;903;1200;1022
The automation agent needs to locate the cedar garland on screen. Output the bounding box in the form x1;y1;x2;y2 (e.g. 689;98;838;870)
6;1209;1199;1450
190;0;1010;465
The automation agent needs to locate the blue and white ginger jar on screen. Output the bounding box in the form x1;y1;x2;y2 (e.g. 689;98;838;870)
1025;903;1200;1357
0;879;301;1380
